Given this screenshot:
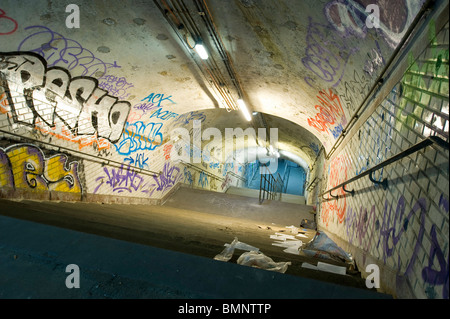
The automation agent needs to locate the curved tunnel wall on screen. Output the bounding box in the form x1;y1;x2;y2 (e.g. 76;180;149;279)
0;0;448;300
0;52;246;204
310;16;449;299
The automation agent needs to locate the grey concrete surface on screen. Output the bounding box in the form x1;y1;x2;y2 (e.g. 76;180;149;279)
164;185;313;226
0;214;392;299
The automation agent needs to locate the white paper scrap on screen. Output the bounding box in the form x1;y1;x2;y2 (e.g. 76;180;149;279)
224;241;259;252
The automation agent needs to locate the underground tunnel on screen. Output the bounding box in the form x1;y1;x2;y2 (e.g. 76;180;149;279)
0;0;448;301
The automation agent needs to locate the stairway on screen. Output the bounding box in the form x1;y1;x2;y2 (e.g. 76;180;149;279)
0;188;392;298
163;185;313;227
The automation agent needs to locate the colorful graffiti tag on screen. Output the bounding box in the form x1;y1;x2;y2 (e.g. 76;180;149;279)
0;52;131;147
114;121;163;155
321;154;348;226
0;8;18;35
0;143;82;193
307;89;347;139
344;193;449;299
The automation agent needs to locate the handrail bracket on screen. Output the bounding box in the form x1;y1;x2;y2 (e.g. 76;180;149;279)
369;171;388;190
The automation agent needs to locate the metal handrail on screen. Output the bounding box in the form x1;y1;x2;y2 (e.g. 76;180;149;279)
320;136;449;200
306;176;321;192
259;165;284;204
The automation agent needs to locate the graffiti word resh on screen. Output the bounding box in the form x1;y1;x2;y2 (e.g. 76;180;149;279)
0;52;131;145
141;93;175;107
114;121;163;155
355;110;393;182
209;162;220;170
0;143;82;193
307;89;347;139
0;8;18;35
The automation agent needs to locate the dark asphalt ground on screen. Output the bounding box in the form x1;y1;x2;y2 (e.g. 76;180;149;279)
0;198;392;299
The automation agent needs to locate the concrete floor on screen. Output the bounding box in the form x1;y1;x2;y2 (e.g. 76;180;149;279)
0;189;393;299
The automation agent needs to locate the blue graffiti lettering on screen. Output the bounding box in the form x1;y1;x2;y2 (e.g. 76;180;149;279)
141;93;175;107
329;123;344;139
115;121;163;155
150;108;179;121
198;171;209;188
123;152;149;170
209;162;220;170
172;111;206;127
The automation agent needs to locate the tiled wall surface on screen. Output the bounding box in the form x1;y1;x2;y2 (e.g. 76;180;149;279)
317;21;449;299
0;53;245;203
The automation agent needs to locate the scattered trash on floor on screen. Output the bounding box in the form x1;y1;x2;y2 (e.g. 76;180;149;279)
213;237;259;262
214;237;292;273
300;218;316;230
286;225;299;234
224;240;259;252
270;233;303;255
214;237;239;262
301;261;346;275
270;233;297;241
300;231;353;264
237;251;291;273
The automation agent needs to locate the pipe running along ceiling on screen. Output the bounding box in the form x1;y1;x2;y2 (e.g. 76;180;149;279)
0;0;428;170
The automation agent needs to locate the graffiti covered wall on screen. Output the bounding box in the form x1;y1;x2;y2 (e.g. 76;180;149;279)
0;49;244;203
316;21;449;299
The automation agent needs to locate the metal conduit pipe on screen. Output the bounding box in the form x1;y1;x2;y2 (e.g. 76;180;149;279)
175;0;239;111
194;0;247;99
153;0;238;112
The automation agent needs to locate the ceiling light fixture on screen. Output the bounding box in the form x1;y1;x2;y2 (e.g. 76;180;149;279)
194;41;209;60
237;98;251;121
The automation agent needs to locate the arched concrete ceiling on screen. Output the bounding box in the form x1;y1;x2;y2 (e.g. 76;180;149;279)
166;108;322;168
0;0;426;165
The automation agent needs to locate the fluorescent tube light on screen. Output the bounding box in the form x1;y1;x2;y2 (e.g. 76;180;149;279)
237;98;251;121
194;43;209;60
